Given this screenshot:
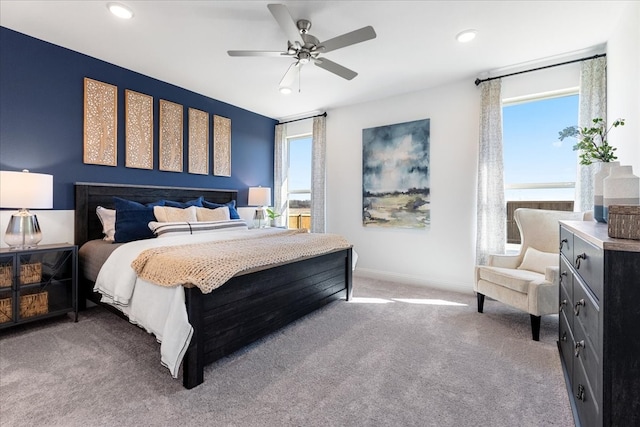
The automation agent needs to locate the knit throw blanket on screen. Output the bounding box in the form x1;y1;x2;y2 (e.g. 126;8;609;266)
130;230;352;293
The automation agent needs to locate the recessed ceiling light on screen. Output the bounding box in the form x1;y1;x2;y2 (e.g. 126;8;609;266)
279;87;292;95
456;29;477;43
107;2;134;20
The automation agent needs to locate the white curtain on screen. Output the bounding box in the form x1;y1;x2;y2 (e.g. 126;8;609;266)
273;123;288;226
311;115;326;233
476;79;506;265
575;56;607;212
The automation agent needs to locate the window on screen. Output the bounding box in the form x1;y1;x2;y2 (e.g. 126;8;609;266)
503;92;579;201
287;134;312;229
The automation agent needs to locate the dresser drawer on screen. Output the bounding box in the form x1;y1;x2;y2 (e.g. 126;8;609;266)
573;314;600;398
573;236;603;301
573;277;600;355
559;269;573;329
573;357;600;427
560;226;574;261
559;309;574;376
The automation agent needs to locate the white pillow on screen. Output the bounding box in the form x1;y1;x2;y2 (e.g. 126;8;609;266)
153;205;198;222
517;247;558;274
96;206;116;241
195;206;230;222
148;219;248;237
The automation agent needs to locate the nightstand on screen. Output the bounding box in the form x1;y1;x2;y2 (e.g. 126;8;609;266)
0;243;77;329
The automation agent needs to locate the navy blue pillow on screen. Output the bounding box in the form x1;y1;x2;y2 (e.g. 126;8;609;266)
162;196;204;208
113;197;164;243
202;199;240;219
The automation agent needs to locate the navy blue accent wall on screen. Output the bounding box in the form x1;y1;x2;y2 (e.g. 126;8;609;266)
0;27;277;209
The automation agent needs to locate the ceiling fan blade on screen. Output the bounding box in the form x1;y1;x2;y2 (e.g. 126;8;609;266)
280;62;300;87
227;50;290;57
313;58;357;80
267;4;304;44
319;26;376;53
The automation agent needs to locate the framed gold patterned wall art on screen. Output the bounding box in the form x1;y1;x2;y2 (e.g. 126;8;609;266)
213;115;231;177
188;108;209;175
83;77;117;166
159;99;183;172
125;90;153;169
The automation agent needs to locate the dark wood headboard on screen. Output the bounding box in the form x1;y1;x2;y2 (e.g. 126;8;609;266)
74;182;238;246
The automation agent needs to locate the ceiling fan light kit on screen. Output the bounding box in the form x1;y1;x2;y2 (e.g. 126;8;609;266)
228;3;376;90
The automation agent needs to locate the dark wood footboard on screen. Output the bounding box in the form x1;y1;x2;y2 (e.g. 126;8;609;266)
183;247;352;389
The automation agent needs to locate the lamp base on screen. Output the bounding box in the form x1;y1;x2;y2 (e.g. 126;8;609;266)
253;207;266;229
4;209;42;249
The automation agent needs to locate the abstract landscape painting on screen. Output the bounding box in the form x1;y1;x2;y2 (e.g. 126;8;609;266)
362;118;430;229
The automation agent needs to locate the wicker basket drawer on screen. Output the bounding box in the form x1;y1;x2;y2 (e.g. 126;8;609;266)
0;262;43;287
19;292;48;318
0;297;11;323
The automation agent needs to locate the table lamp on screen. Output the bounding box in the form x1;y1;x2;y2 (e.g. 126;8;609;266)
0;169;53;249
248;186;271;228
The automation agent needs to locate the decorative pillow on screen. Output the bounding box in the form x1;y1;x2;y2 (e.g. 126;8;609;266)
517;247;558;274
202;199;240;219
162;197;204;208
196;206;230;222
149;219;248;237
113;197;164;243
153;205;198;222
96;206;116;242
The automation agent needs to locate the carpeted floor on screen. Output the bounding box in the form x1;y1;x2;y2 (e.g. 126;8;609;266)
0;277;573;427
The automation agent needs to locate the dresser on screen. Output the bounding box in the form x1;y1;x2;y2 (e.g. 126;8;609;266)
558;221;640;427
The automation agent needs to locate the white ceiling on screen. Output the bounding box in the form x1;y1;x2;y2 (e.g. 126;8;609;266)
0;1;631;120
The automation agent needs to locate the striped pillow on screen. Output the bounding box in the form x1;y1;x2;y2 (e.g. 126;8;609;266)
148;219;248;237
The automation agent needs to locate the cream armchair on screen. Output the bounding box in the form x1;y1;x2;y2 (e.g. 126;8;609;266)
474;208;592;341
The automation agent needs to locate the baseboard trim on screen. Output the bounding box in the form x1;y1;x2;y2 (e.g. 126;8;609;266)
354;268;473;294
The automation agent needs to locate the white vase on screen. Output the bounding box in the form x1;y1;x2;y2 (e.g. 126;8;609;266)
603;165;640;222
593;161;620;223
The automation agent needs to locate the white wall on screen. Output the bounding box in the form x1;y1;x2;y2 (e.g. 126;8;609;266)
606;1;640;173
326;81;480;293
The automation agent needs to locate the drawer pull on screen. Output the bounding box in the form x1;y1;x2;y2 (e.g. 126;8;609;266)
575;253;587;269
575;340;585;357
574;299;586;316
576;384;586;402
560;299;568;313
559;271;567;286
559;238;568;251
560;331;567;342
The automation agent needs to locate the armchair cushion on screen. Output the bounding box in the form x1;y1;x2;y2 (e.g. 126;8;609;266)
477;266;546;294
517;247;558;274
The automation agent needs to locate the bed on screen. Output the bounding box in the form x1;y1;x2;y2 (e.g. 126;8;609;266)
74;182;353;389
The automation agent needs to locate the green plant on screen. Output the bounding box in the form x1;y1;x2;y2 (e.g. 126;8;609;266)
266;208;281;220
558;117;625;165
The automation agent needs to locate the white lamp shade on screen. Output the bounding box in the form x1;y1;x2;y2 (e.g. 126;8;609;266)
0;170;53;209
248;187;271;207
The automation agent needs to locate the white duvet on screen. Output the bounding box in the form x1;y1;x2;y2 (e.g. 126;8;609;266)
94;226;289;378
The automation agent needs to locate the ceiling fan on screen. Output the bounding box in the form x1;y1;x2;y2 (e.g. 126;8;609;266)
227;3;376;90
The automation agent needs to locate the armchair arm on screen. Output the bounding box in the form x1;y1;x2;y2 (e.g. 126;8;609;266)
545;266;560;285
488;254;520;269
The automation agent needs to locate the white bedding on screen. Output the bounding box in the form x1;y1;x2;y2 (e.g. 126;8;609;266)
94;226;298;378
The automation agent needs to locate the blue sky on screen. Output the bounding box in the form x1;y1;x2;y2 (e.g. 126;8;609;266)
503;94;578;200
288;136;312;198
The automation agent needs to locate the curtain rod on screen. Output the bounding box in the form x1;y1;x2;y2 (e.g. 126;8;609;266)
278;112;327;125
474;53;606;86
